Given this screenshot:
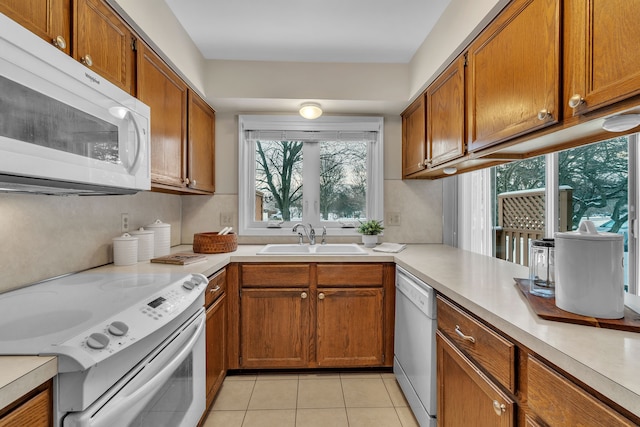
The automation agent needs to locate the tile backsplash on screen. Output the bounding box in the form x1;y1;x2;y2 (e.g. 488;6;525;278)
0;191;181;293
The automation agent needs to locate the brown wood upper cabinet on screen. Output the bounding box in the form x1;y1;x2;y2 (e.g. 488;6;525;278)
73;0;136;95
0;0;136;95
137;41;188;190
466;0;560;152
563;0;640;117
401;95;427;178
0;0;71;54
427;54;466;167
187;91;216;193
137;41;215;194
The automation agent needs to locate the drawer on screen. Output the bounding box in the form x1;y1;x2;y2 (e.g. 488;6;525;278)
205;269;226;308
317;264;383;287
241;264;310;287
527;355;636;427
437;296;516;392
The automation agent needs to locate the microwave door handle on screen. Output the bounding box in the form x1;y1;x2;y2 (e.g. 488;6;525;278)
86;314;205;427
123;110;143;175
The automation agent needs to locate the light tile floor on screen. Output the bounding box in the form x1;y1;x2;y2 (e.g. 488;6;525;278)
202;372;420;427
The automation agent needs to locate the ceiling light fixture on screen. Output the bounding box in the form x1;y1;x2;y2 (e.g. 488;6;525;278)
443;167;458;175
602;114;640;132
299;102;323;120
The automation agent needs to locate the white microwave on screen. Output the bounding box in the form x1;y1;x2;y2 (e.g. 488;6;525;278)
0;13;151;195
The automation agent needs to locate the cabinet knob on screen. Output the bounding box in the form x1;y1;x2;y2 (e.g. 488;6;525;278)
191;179;197;187
537;109;551;121
81;54;93;67
454;325;476;343
52;35;67;50
184;177;190;185
318;293;325;300
301;292;308;299
568;94;584;109
492;400;506;416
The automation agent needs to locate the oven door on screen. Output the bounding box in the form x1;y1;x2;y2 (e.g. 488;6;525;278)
63;309;206;427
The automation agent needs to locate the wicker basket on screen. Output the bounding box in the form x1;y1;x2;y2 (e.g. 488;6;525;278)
193;232;238;254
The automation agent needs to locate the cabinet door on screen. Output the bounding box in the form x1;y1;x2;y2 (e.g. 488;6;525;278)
73;0;135;94
316;288;384;367
437;332;515;427
564;0;640;116
240;288;310;368
427;55;466;167
467;0;560;152
0;0;70;54
205;294;226;409
187;91;215;194
527;355;636;427
137;41;188;189
402;95;427;177
0;385;51;427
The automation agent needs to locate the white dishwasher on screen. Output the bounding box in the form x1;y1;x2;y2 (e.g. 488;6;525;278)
394;266;437;427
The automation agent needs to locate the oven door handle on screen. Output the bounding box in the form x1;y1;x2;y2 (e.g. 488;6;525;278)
74;312;205;427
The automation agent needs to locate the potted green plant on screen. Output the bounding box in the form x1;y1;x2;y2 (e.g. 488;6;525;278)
357;219;384;247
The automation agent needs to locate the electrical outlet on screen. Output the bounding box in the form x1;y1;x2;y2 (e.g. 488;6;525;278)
220;212;234;226
121;213;129;233
387;212;401;226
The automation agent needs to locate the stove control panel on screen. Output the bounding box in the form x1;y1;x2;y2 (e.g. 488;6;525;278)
68;273;207;365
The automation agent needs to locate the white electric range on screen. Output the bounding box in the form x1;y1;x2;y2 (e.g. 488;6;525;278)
0;270;209;427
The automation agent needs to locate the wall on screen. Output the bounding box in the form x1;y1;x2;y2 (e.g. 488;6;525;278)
0;192;181;293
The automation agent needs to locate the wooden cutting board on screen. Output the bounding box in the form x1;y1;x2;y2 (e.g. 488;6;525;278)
514;278;640;333
150;252;207;265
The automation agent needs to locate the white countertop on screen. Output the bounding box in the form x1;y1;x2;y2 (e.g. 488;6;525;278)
2;243;638;419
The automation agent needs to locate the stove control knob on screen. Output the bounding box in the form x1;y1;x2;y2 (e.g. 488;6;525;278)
182;280;195;290
108;321;129;336
191;274;207;285
86;333;110;350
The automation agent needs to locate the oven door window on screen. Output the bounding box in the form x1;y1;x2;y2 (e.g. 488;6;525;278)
131;355;194;427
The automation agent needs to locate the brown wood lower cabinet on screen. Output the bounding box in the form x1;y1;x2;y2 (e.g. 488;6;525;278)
437;332;515;427
230;262;394;370
240;287;310;368
204;269;227;410
437;294;640;427
316;287;384;367
527;355;636;427
0;380;52;427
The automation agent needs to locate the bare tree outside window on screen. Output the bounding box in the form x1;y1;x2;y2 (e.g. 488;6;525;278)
320;141;367;221
255;140;303;221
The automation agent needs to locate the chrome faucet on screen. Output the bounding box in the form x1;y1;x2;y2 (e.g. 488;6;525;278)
321;226;327;245
292;223;316;245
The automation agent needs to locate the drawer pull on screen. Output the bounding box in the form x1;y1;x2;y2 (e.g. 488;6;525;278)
455;325;476;343
492;400;506;416
209;285;221;293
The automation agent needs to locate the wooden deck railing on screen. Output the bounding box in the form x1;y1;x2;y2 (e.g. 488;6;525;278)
495;187;573;266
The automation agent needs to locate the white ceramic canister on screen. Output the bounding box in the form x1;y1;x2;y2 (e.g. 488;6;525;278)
112;233;138;266
555;220;624;319
145;219;171;257
129;227;155;261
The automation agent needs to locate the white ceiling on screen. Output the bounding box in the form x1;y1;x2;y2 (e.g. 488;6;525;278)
164;0;452;63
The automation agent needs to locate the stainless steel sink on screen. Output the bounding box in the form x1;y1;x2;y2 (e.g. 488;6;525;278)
257;243;368;255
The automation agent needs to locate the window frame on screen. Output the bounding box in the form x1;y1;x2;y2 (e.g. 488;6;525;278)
238;115;384;236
